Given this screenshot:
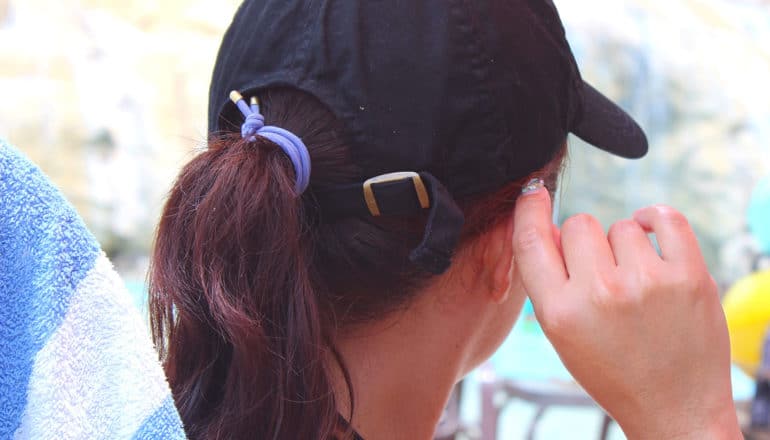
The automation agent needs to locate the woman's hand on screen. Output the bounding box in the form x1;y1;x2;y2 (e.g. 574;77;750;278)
512;182;742;439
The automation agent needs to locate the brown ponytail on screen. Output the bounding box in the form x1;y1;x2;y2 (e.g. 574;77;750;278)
149;88;566;439
149;132;335;438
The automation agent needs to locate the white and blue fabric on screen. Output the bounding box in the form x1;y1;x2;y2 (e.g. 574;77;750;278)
0;140;186;439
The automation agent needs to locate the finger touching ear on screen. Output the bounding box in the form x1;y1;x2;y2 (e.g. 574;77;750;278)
513;180;568;306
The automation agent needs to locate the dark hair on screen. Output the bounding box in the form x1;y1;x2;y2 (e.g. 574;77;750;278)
149;88;566;439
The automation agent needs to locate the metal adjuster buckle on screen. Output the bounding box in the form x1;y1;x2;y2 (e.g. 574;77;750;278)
362;171;430;216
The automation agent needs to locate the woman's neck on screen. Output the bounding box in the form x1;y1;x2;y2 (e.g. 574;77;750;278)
330;301;468;440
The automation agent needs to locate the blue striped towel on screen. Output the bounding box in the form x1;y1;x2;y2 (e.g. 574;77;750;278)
0;140;186;439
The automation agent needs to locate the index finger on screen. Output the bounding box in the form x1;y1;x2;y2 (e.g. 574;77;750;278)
513;179;569;302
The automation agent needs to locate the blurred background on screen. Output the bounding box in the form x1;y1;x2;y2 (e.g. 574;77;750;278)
3;0;770;438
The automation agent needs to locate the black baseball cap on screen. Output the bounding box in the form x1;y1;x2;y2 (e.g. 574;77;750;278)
208;0;648;274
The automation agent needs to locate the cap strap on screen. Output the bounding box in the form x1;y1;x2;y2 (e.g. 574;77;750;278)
408;172;465;274
315;172;464;274
230;91;312;194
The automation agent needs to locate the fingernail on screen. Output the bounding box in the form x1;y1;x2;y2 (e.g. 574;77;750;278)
521;178;544;195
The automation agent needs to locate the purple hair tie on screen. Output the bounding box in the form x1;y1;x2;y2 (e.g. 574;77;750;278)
229;91;311;194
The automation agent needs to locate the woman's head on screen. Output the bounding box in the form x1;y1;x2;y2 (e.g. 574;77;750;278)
208;0;645;276
152;0;647;438
150;88;564;438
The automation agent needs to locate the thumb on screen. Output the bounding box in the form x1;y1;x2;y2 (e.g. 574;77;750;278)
513;179;568;305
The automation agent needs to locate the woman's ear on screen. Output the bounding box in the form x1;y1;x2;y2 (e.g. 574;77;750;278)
481;211;516;304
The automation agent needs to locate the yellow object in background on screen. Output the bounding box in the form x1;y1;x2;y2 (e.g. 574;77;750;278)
723;270;770;377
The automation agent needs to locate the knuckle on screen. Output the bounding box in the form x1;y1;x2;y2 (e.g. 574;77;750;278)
608;219;640;240
592;272;634;308
654;205;690;229
694;274;718;296
562;213;600;234
635;263;660;289
689;270;718;297
597;271;623;295
514;226;542;254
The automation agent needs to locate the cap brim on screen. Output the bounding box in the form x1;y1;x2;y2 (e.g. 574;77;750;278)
571;81;648;159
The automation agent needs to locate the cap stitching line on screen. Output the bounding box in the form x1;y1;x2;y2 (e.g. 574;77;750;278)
446;0;510;192
287;0;317;85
